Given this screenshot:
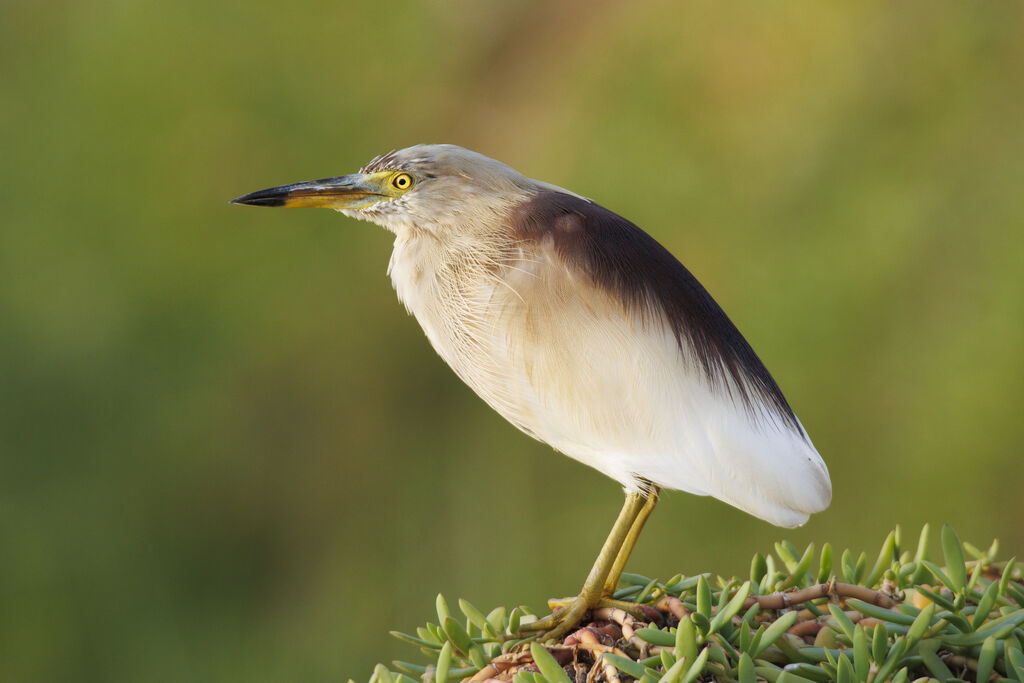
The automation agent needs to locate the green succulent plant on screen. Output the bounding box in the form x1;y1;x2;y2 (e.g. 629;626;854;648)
366;525;1024;683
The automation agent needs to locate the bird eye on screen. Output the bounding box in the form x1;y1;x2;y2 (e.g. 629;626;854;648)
391;173;413;190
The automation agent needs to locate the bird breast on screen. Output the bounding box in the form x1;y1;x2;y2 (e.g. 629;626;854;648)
385;210;830;528
387;227;640;456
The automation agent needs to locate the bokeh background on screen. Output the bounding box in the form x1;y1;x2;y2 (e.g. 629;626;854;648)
2;0;1023;680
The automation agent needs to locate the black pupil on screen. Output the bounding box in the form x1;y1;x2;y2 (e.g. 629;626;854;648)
397;176;407;187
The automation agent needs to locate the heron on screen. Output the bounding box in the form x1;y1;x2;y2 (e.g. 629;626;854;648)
232;144;831;639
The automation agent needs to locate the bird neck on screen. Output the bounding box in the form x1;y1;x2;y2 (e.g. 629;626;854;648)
387;228;507;315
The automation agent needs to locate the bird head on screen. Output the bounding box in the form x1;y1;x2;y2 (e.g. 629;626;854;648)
231;144;548;237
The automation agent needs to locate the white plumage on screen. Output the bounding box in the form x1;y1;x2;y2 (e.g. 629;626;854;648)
363;145;830;527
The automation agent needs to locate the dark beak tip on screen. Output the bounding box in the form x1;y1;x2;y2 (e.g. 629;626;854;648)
230;191;287;207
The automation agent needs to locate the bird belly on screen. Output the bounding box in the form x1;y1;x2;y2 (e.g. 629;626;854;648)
389;239;830;528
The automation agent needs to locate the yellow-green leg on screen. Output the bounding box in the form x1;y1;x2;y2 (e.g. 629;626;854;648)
520;488;658;641
603;487;659;595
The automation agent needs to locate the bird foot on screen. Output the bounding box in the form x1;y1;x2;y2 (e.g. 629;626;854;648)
517;594;596;642
518;594;647;642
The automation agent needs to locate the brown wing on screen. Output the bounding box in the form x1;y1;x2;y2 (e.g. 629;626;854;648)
509;191;803;436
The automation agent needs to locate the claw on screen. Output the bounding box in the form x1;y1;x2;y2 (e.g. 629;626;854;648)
519;596;594;641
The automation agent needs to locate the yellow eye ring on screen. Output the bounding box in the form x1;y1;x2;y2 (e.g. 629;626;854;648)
392;173;413;190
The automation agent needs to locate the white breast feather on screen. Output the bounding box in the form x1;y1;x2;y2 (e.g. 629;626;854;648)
388;231;831;529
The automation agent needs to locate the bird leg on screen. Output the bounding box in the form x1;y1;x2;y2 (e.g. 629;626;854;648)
602;486;659;595
520;489;657;641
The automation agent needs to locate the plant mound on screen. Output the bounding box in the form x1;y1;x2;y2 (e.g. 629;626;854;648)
369;525;1024;683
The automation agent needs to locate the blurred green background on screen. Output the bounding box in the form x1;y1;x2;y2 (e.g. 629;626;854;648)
2;0;1023;680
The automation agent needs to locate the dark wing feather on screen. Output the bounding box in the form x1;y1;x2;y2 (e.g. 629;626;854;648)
510;191;802;434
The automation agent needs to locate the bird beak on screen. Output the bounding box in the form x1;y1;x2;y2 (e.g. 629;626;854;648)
230;173;387;210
